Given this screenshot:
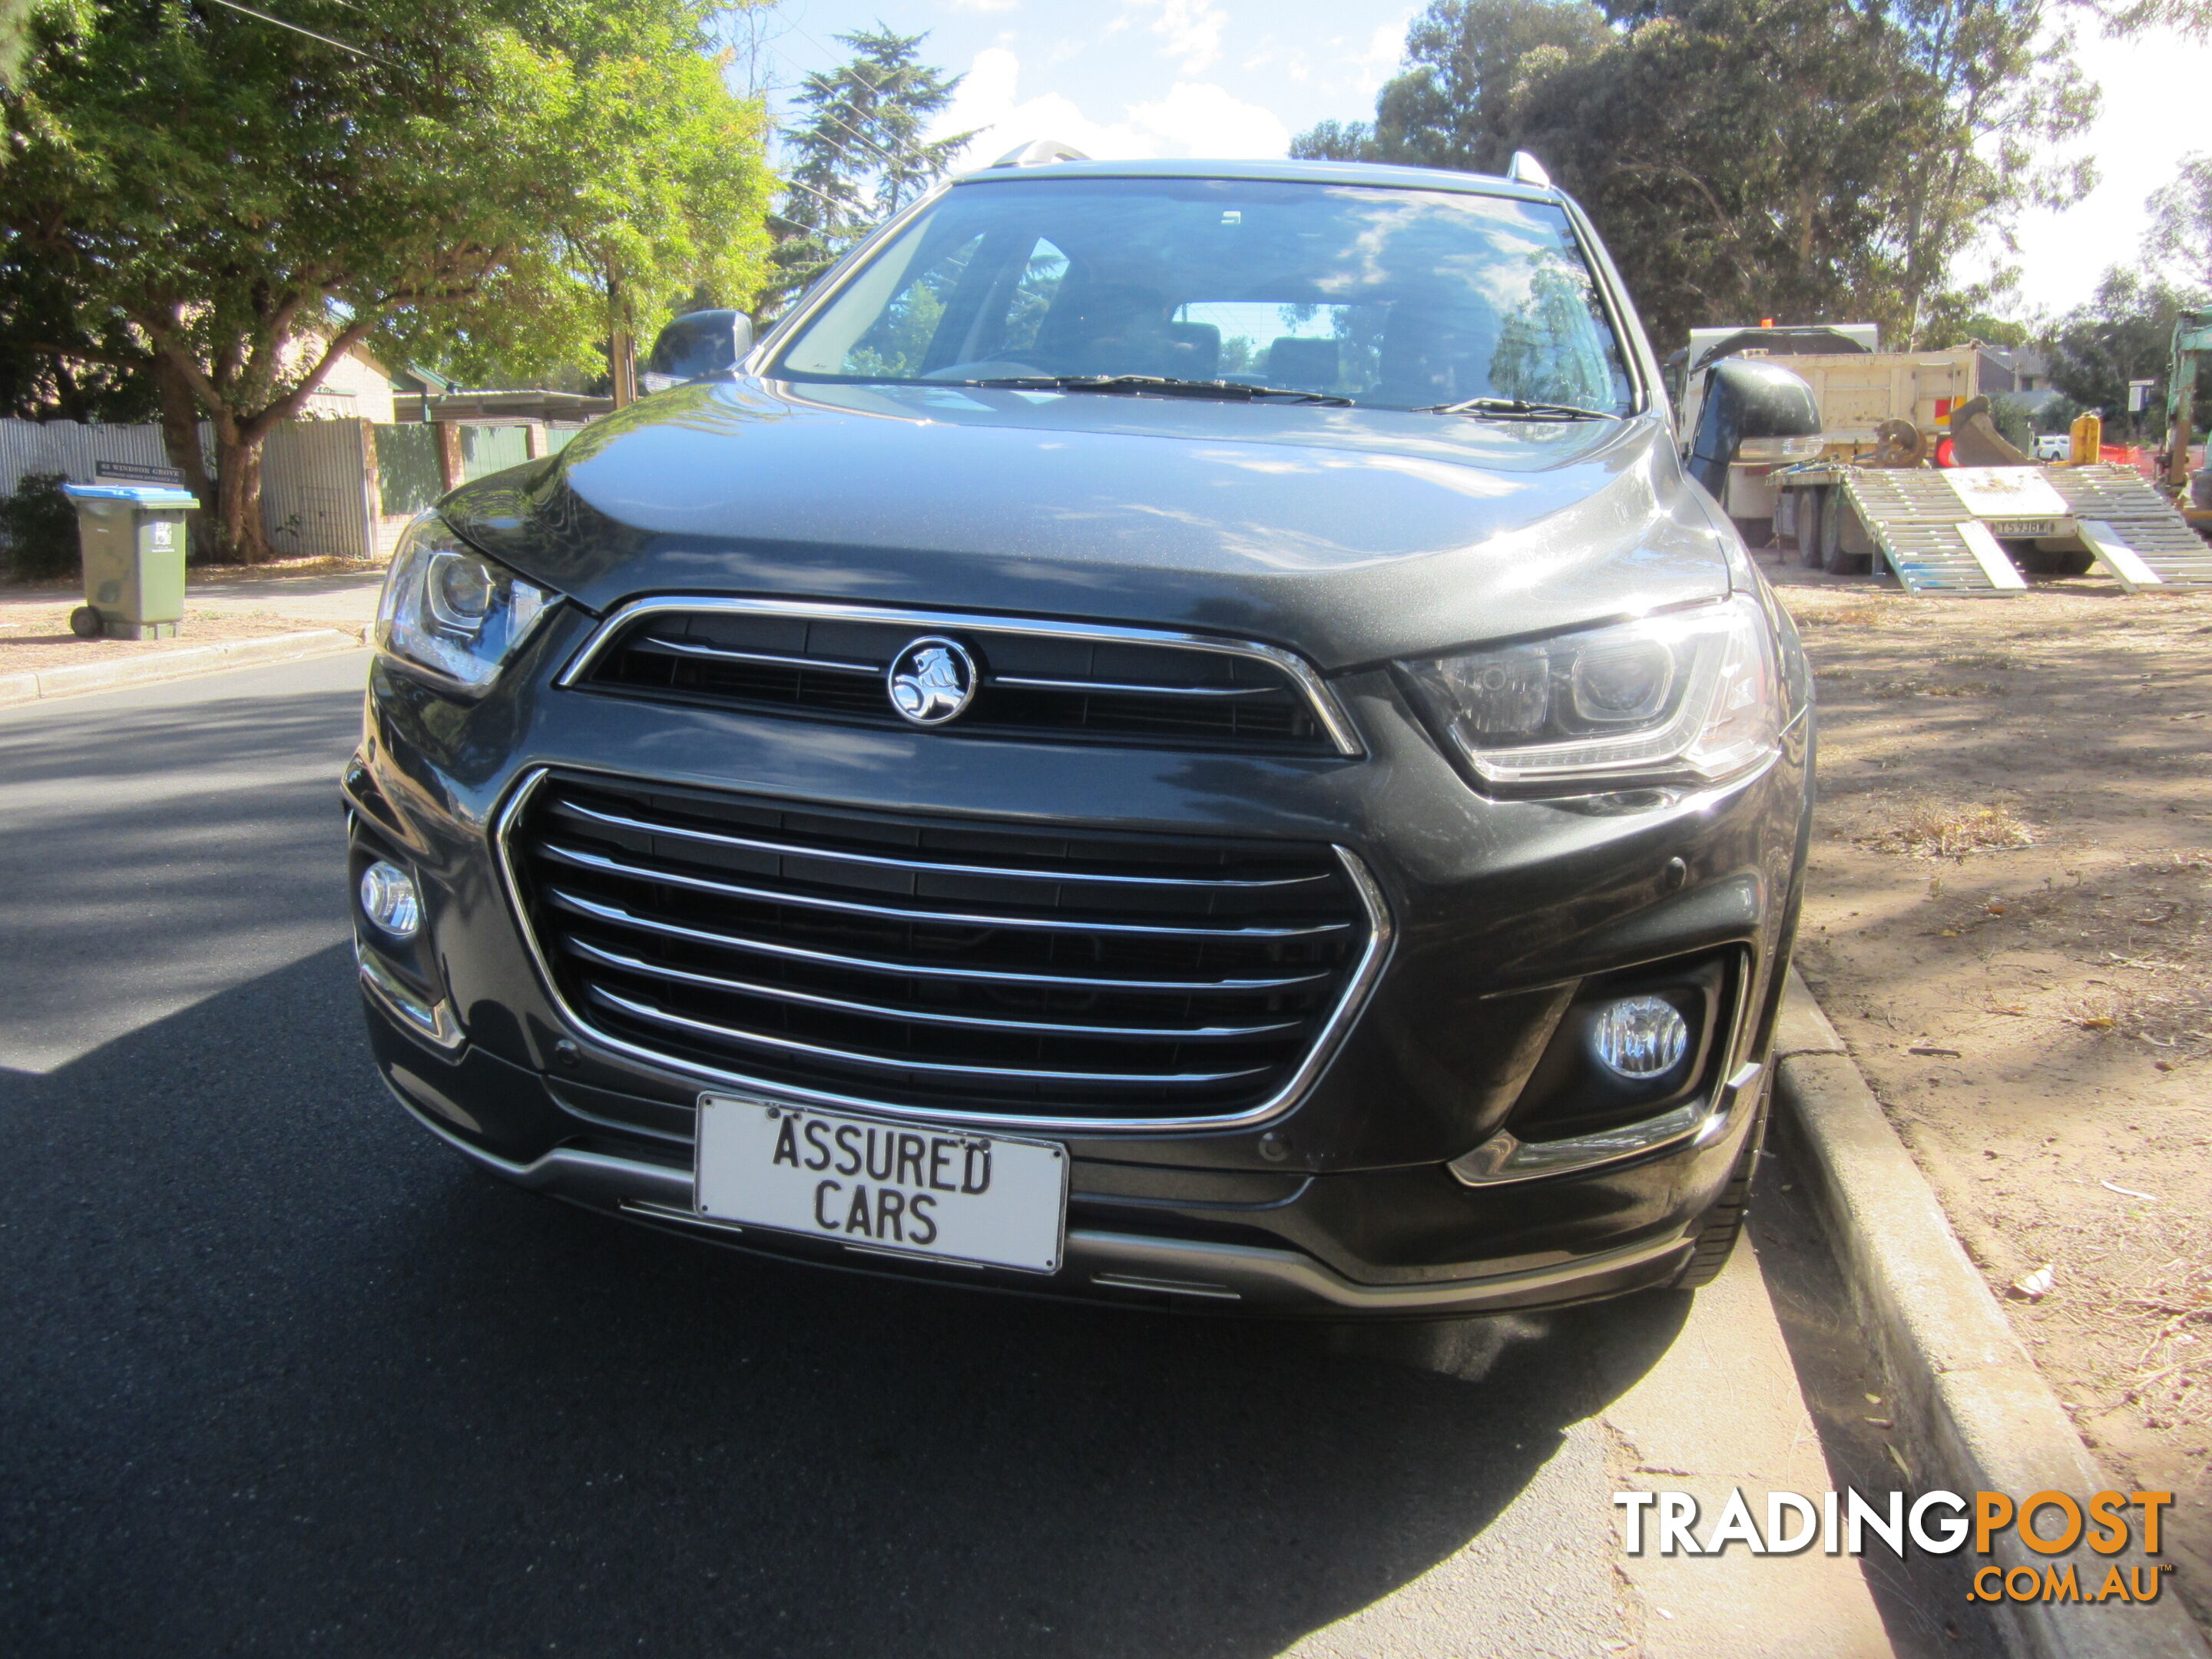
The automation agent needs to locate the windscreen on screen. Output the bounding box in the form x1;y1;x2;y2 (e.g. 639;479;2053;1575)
772;176;1635;412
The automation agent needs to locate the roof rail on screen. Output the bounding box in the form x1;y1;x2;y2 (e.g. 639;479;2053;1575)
1508;151;1551;187
988;138;1091;168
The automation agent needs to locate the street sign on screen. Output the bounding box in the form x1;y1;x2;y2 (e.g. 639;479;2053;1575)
2127;379;2157;413
96;459;187;486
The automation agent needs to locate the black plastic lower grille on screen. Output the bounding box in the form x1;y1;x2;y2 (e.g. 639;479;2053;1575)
508;773;1375;1118
575;610;1337;754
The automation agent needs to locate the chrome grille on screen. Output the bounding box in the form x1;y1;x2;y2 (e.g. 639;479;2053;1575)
563;600;1350;756
505;771;1384;1123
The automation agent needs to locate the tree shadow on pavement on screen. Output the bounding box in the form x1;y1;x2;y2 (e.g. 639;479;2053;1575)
0;942;1690;1658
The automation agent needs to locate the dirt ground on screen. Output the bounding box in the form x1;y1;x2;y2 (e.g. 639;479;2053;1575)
1762;551;2212;1623
0;558;379;674
0;603;346;673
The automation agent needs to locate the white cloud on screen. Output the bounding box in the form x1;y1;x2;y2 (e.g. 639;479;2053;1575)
944;0;1019;11
932;47;1156;165
1128;81;1291;158
1356;18;1409;91
932;48;1290;168
1154;0;1228;73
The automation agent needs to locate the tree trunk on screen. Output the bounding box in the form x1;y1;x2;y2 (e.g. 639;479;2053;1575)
153;357;217;561
214;429;272;565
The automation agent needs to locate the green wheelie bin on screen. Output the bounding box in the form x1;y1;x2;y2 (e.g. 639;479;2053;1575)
59;482;200;640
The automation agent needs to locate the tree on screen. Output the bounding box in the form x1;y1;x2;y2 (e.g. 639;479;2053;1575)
1293;0;2094;351
1880;0;2098;346
1;0;772;561
2144;152;2212;293
2041;268;2208;442
764;27;973;315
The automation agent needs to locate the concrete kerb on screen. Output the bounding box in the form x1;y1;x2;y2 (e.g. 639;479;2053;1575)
0;628;366;707
1770;969;2207;1659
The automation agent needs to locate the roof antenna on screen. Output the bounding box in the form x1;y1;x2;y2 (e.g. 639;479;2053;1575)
1508;151;1551;187
988;138;1091;168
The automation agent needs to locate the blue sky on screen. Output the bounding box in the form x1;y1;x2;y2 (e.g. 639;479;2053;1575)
750;0;2211;318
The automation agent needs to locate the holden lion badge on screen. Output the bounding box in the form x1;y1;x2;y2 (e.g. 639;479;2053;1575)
886;637;977;726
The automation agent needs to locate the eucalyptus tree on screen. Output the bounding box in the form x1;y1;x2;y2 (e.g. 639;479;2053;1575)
0;0;771;560
1295;0;2095;348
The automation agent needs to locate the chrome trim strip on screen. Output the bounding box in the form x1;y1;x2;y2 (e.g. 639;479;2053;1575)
1066;1228;1690;1312
568;939;1299;1040
1090;1272;1241;1301
555;596;1364;759
587;984;1271;1086
555;798;1327;889
541;840;1351;939
1445;1060;1764;1188
357;942;463;1049
1447;1101;1708;1187
989;675;1280;700
631;637;879;674
493;765;1397;1134
550;890;1330;992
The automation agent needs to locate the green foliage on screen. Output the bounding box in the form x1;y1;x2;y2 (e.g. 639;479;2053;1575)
2029;392;2084;435
0;469;78;581
1295;0;2095;351
1986;392;2036;450
0;257;160;419
767;28;973;313
2041;268;2209;442
1;0;773;557
1924;304;2035;349
2145;153;2212;295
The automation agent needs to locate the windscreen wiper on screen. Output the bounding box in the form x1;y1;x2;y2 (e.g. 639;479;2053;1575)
1422;396;1621;421
968;374;1353;406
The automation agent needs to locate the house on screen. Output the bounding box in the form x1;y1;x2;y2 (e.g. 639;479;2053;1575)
297;340;399;425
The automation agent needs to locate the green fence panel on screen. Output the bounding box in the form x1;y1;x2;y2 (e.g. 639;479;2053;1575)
375;424;443;516
460;424;531;481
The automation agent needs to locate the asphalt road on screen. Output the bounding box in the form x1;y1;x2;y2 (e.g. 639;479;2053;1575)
0;654;1961;1658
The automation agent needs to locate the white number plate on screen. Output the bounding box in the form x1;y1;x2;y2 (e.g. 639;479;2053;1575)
694;1096;1068;1274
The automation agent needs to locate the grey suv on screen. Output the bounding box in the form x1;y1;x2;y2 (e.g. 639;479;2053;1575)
346;154;1813;1315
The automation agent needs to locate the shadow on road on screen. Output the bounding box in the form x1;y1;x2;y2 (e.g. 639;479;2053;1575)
0;942;1694;1657
0;678;363;1075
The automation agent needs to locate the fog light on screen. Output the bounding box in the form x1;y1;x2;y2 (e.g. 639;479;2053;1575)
359;860;421;939
1591;995;1688;1078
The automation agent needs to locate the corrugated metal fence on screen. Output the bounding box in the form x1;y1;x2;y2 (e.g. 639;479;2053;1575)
1;416;554;561
0;418;215;492
0;417;373;559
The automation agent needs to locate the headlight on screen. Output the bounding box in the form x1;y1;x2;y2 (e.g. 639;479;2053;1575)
376;512;555;694
1399;594;1780;790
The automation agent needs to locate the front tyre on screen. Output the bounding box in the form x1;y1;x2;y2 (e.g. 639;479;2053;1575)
1672;1094;1768;1289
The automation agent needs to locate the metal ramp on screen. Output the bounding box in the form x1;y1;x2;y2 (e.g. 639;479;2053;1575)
1839;469;2026;594
2042;464;2212;592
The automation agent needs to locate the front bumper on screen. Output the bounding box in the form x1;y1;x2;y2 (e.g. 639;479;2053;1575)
346;591;1810;1317
368;990;1769;1316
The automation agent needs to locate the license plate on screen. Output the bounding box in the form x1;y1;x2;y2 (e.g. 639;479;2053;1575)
694;1096;1068;1274
1985;518;2058;538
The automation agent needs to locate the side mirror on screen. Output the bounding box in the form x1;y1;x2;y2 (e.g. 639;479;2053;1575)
1684;358;1820;499
642;309;754;389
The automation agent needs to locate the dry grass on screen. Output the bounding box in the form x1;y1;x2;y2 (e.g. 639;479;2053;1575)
1859;798;2036;858
1793;601;1895;628
2126;1257;2212;1431
1869;677;2007;699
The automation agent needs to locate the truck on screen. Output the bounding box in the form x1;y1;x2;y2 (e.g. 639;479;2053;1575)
1677;324;2212;595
